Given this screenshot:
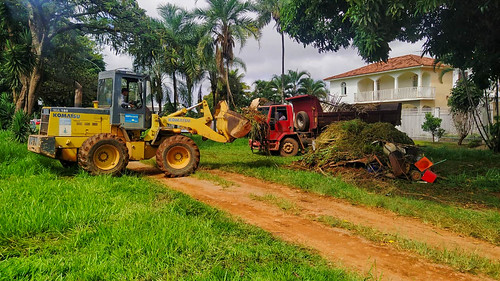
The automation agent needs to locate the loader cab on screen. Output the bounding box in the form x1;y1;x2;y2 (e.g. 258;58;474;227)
97;70;151;130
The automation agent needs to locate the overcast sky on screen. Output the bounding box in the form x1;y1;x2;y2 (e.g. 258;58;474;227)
103;0;425;89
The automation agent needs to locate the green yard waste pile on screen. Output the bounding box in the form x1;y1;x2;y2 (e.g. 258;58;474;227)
300;119;414;169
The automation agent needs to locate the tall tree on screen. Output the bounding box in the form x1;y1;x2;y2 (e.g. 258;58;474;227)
255;0;286;103
3;0;146;114
158;4;193;110
128;18;167;113
179;23;207;108
196;0;260;108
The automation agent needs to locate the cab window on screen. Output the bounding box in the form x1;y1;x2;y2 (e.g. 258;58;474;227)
276;107;287;121
121;77;143;109
97;78;113;107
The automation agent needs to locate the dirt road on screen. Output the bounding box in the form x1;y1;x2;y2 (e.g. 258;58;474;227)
128;162;498;281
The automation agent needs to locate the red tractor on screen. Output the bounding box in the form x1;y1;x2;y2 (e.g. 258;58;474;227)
249;95;402;156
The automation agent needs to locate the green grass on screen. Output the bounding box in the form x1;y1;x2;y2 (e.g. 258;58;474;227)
250;194;300;214
194;136;500;245
403;141;500;207
192;170;237;188
319;216;500;279
0;131;358;280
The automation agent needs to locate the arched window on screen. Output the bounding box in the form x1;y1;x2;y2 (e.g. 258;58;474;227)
341;82;347;96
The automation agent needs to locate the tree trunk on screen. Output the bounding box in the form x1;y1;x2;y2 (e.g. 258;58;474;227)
210;71;218;109
27;63;43;115
15;76;29;112
172;72;178;110
12;88;18;105
457;134;466;145
281;31;285;104
74;81;83;107
225;61;233;107
496;81;499;122
186;77;193;107
150;78;155;113
26;1;47;115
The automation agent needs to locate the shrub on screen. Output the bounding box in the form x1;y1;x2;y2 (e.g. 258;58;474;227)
468;139;482;148
10;110;32;143
421;112;445;142
0;92;15;130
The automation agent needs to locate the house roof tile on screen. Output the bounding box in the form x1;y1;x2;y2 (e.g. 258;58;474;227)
324;55;440;81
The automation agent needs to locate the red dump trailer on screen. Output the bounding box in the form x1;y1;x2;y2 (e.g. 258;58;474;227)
249;95;402;156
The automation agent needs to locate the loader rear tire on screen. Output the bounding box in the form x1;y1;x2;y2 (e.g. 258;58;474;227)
156;135;200;177
295;111;309;132
280;137;299;157
78;133;129;176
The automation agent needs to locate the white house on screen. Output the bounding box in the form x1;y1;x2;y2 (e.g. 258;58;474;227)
323;55;465;139
324;54;455;110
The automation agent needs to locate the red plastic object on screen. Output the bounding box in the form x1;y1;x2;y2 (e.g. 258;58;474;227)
421;170;437;183
415;157;433;172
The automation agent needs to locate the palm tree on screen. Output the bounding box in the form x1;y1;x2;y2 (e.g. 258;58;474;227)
269;74;292;99
158;4;193;110
196;0;260;107
255;0;286;103
287;69;310;96
178;23;207;108
299;78;328;99
254;79;281;103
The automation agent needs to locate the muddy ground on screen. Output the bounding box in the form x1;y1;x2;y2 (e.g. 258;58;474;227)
128;162;499;281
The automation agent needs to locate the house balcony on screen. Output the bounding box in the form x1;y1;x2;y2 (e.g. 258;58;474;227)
354;87;436;103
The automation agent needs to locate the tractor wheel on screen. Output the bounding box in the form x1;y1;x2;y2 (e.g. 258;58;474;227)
280;137;299;157
295;111;309;132
78;133;129;176
156;135;200;177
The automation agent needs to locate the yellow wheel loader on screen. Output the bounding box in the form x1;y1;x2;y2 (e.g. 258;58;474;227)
28;70;251;177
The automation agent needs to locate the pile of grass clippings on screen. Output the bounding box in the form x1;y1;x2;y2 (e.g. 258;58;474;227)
301;119;414;169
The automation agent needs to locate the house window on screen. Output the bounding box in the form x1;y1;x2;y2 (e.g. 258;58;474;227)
341;82;347;96
412;75;418;87
376;79;380;90
458;70;469;81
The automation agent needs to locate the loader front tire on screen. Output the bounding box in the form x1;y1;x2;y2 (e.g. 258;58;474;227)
78;133;129;176
156;135;200;177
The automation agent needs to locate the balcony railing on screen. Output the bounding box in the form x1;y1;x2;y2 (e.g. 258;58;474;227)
355;87;436;103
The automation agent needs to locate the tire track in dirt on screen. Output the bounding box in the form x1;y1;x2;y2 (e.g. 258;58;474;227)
207;170;500;261
128;163;495;281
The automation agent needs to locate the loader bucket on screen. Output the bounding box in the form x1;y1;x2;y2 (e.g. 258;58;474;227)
215;101;251;141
